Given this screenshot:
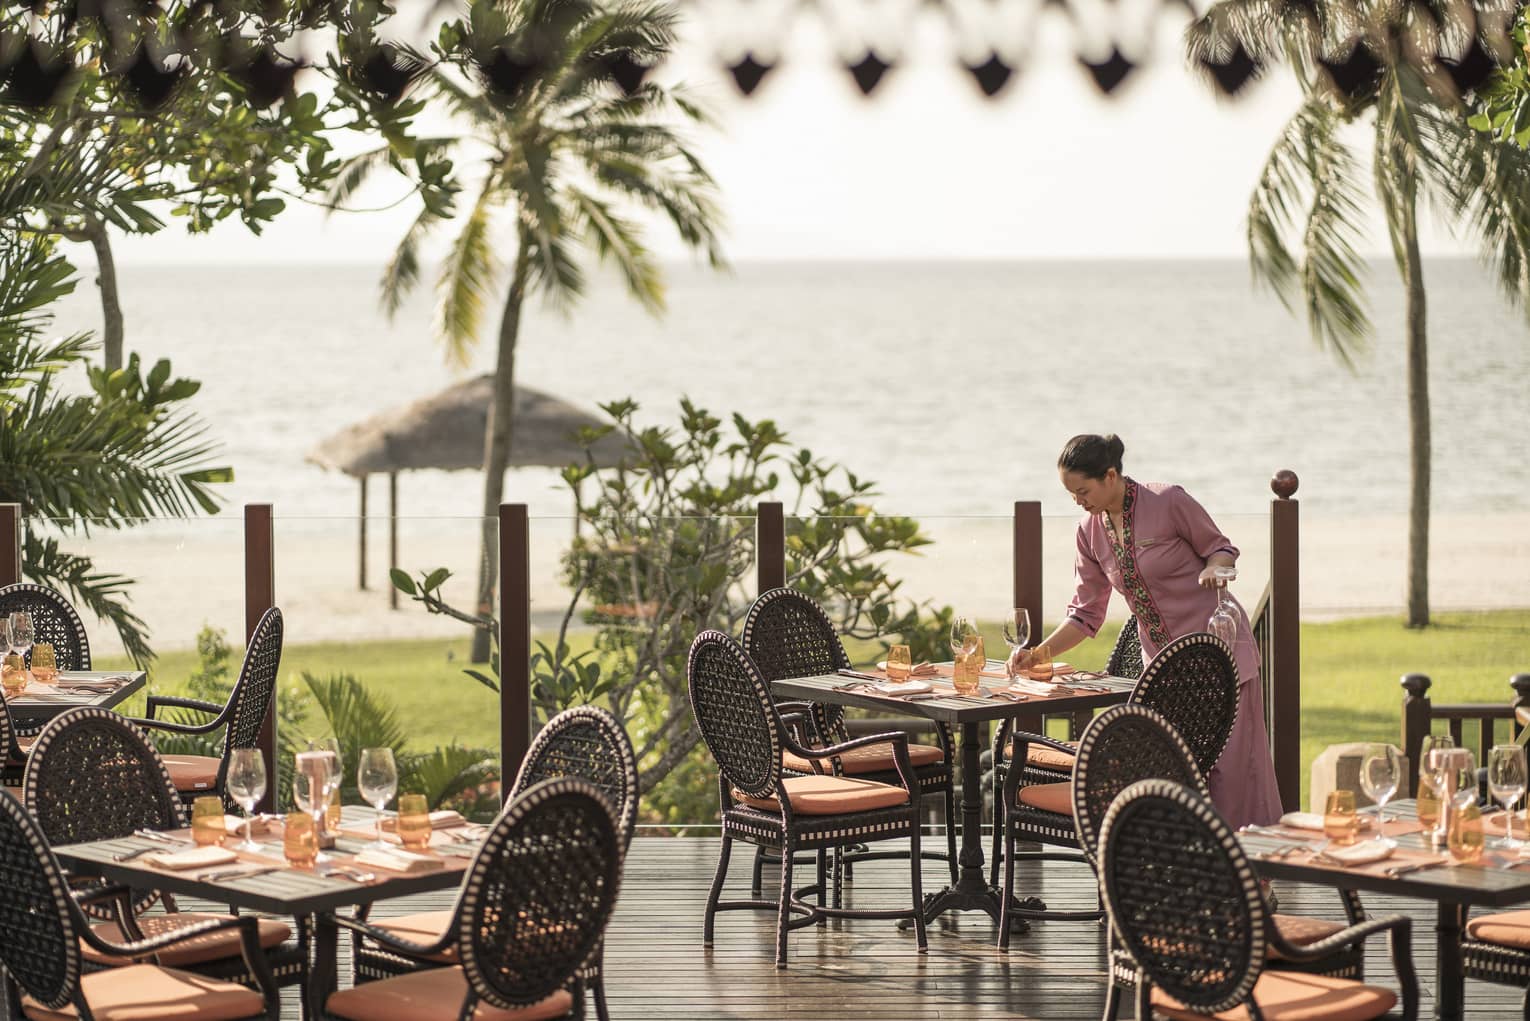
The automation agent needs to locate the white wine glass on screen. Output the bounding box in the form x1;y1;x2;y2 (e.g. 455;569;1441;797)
1489;744;1528;850
312;737;343;825
8;612;33;662
1000;609;1031;679
1358;744;1400;843
949;616;979;659
227;749;267;852
357;747;398;848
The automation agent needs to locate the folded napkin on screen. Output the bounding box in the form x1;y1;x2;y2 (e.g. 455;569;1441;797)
354;846;445;874
872;679;933;696
1279;811;1326;831
380;810;465;833
222;814;275;837
875;661;938;677
144;846;239;871
1322;839;1395;866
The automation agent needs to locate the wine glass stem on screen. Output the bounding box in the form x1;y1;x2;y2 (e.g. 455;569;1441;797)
244;809;253;846
376;804;384;844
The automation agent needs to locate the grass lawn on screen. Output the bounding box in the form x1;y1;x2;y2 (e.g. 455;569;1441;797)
102;609;1528;812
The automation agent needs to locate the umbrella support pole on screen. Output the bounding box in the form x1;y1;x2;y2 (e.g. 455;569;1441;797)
389;471;399;610
358;476;368;591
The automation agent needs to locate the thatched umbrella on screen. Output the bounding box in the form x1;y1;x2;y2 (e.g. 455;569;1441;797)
306;375;623;602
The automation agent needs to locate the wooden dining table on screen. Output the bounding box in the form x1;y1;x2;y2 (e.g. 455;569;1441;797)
1241;799;1530;1021
53;804;479;1019
7;670;147;726
770;664;1135;933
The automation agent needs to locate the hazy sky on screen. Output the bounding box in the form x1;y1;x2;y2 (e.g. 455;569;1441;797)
100;6;1472;267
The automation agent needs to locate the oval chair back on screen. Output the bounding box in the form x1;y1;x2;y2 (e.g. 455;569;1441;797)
1130;632;1239;777
454;778;622;1012
0;788;82;1011
0;691;22;773
216;606;283;812
1071;704;1204;867
1099;779;1267;1015
686;630;783;802
0;584;90;671
512;706;638;855
742;587;851;741
24;707;183;916
1105;615;1143;679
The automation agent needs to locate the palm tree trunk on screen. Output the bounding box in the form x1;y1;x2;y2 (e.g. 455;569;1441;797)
470;234;532;664
85;216;124;372
1402;202;1430;628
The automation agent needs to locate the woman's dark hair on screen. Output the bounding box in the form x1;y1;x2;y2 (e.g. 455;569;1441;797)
1058;434;1125;479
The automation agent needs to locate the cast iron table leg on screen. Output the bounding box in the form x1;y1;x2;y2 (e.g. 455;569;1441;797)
902;720;1035;933
1436;902;1466;1021
305;912;339;1020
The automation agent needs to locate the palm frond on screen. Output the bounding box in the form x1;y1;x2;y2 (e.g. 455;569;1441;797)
433;176;503;367
323;144;395;212
568;186;663;312
380;203;441;318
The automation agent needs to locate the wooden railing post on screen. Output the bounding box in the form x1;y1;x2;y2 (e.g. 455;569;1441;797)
1269;470;1301;812
0;504;20;587
499;504;531;800
244;504;276;814
1400;673;1433;796
1511;674;1530;742
1012;501;1042;635
757;502;784;595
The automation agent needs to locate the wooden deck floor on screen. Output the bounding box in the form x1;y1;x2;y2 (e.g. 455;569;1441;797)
259;833;1529;1019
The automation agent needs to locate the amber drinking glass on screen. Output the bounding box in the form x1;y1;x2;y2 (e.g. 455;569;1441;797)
29;643;56;684
1027;643;1054;683
885;645;912;683
1323;790;1359;845
1416;734;1455;843
396;793;431;851
283;813;317;867
1448;796;1485;864
191;796;226;847
1;654;27;697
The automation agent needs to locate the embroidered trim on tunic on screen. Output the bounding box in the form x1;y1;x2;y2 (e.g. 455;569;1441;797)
1108;479;1172;648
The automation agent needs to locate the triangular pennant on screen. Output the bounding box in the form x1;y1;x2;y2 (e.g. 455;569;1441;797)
1081;48;1134;94
235;47;302;109
1318;43;1382;100
1200;42;1260;96
965;52;1013;98
126;44;182;108
602;51;650;97
357;44;417;104
1442;41;1498;96
478;48;539;100
847;51;892;96
2;41;72;108
727;52;773;96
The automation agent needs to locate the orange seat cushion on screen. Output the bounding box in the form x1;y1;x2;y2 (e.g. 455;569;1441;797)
1001;740;1078;771
21;964;265;1021
373;910;455;963
734;775;909;816
1016;781;1073;816
1268;913;1347;959
162;755;219;793
783;742;944;775
84;913;291;968
1467;909;1530;949
1150;970;1396;1021
326;966;573;1021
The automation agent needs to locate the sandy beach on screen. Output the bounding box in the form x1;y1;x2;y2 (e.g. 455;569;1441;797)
61;509;1530;658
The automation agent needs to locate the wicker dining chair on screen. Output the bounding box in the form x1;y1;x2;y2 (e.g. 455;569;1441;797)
991;630;1239;891
0;583;91;671
741;587;957;897
22;707;304;988
688;629;927;968
321;777;623;1021
0;787;281;1021
1459;905;1530;1016
0;690;39;788
131;606;283;811
1098;779;1419;1021
354;705;638;1021
1067;703;1365;1002
988;614;1142;886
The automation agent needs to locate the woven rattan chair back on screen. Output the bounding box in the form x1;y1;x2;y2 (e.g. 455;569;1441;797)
0;691;19;765
742;588;850;741
217;607;283;808
1130;632;1239;777
1071;704;1204;866
0;789;82;1010
454;777;623;1012
1100;779;1266;1015
512;706;638;854
687;630;783;801
1105;615;1143;679
0;584;90;671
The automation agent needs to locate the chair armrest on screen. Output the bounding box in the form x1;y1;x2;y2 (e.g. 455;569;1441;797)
329;911;455;958
783;730;917;796
1001;731;1079;803
69;881;135;911
144;694;224;722
1268;912;1409;963
78;911;255;957
128;711;225;736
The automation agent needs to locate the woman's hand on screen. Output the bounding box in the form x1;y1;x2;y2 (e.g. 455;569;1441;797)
1006;647;1035;678
1196;565;1222;590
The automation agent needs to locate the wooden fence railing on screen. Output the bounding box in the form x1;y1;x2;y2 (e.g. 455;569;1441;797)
1401;673;1530;796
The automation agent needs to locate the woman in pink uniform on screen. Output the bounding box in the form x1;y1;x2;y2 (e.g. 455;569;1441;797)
1009;433;1282;829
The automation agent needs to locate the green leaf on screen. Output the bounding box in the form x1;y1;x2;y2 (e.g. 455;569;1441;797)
390;569;417;595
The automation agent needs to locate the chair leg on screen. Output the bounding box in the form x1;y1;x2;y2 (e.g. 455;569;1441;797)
999;821;1016;951
943;781;958;886
989;771;1004;889
751;845;766;896
909;815;928;953
815;849;828;925
776;836;795;969
832;844;844;909
1102;977;1123;1021
1522;982;1530;1021
592;974;611;1021
704;833;733;946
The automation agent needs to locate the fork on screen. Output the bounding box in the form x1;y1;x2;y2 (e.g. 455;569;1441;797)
112;846;160;862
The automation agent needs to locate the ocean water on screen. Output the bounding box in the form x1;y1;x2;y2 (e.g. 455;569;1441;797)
43;258;1530;522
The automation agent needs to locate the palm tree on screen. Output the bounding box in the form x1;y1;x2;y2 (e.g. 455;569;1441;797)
332;0;725;659
1188;5;1530;627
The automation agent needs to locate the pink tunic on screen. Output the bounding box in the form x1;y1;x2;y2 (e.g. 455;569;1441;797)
1064;479;1282;829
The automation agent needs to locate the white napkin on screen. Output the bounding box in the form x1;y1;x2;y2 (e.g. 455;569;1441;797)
222;814;275;836
872;679;933;696
875;662;938;677
1322;839;1395;866
1278;811;1326;831
145;846;239;870
380;810;465;833
354;846;445;874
